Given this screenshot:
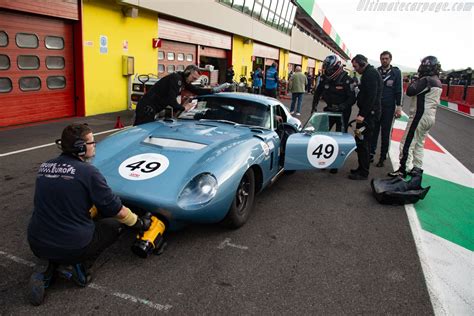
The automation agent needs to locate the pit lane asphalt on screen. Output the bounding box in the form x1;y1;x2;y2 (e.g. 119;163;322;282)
0;96;434;314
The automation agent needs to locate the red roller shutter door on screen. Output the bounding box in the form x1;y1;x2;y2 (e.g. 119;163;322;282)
0;11;75;127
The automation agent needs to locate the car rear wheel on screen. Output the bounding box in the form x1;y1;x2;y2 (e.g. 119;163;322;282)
222;168;255;229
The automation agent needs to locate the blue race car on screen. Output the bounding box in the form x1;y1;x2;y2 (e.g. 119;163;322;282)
93;93;355;230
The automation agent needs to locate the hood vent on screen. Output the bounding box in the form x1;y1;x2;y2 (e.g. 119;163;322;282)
143;137;207;150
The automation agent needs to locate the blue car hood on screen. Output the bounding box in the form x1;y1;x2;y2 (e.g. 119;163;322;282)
93;120;264;207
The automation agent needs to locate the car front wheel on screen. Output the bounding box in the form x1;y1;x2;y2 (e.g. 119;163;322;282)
222;168;255;229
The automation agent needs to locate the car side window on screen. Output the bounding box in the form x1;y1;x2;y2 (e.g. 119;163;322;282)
303;112;343;133
272;104;287;129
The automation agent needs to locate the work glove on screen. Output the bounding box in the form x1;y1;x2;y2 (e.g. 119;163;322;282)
132;212;152;233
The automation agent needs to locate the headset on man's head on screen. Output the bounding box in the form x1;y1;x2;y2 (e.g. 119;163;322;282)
55;123;89;156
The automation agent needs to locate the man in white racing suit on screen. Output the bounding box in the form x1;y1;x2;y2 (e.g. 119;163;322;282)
388;56;442;177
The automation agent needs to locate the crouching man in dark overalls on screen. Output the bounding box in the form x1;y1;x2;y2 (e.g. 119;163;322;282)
27;123;151;306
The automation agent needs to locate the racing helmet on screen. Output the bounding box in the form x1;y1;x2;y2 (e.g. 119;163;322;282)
323;55;343;79
418;56;441;76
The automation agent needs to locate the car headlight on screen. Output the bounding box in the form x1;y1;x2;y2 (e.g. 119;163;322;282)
177;173;218;210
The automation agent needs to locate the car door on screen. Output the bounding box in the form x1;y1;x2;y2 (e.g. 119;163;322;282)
284;112;356;170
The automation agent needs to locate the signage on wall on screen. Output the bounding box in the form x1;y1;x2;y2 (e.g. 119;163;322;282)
100;35;108;54
152;38;161;48
123;40;129;52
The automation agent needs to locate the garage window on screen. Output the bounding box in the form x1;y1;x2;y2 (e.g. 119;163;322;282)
167;65;175;73
46;56;65;69
0;31;8;47
0;55;10;70
19;76;41;91
0;77;12;93
186;54;193;62
158;51;164;60
18;55;40;70
47;76;66;89
158;64;165;73
167;52;175;61
177;53;184;61
45;36;64;50
16;33;39;48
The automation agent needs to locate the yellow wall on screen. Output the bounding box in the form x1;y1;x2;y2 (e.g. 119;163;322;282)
82;1;158;115
301;56;308;74
278;49;289;80
231;35;253;82
315;60;323;75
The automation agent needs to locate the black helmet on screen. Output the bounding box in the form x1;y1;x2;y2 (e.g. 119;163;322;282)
418;56;441;76
323;55;343;79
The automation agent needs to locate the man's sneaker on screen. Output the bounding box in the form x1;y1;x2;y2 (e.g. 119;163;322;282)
296;112;301;116
348;173;368;180
57;264;91;287
376;159;385;167
408;167;424;176
290;111;295;115
329;168;338;174
71;263;91;287
28;272;46;306
387;168;406;178
369;154;374;163
350;168;360;174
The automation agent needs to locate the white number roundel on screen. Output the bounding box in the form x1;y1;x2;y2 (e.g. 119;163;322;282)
119;153;169;181
306;135;339;168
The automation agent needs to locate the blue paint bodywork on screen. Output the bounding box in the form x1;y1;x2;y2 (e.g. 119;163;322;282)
93;93;355;230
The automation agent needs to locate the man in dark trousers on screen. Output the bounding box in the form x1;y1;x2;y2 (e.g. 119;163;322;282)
27;123;151;305
312;54;356;132
226;65;235;83
134;65;215;126
370;51;403;167
349;54;383;180
312;55;356;174
264;62;279;98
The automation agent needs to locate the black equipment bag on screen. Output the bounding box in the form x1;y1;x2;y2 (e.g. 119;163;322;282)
371;168;431;205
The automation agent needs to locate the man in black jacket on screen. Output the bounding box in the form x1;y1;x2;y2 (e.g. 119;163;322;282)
312;55;356;174
312;54;356;133
370;51;403;167
349;54;383;180
134;65;214;126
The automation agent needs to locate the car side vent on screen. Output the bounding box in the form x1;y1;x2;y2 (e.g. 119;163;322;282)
250;128;264;134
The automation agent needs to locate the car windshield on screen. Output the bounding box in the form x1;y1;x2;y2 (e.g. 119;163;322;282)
178;97;271;128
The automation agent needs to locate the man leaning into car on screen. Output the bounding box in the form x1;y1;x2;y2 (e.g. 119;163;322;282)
27;123;151;306
134;65;217;125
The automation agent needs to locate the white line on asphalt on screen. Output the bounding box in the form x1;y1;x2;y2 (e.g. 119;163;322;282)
0;251;36;267
218;238;249;250
0;250;172;311
0;128;122;157
403;206;446;316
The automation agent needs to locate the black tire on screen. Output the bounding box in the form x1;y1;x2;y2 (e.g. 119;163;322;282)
222;168;256;229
